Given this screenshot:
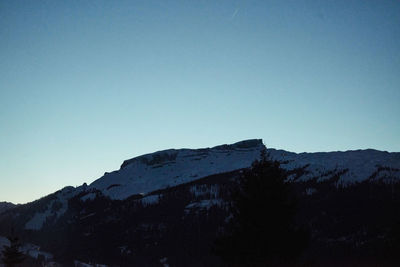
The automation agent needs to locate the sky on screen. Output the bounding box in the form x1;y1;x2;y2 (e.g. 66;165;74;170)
1;0;399;204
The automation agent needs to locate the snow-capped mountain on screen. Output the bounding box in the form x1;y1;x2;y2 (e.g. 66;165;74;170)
87;140;400;200
88;139;265;200
268;148;400;183
1;139;400;266
12;139;264;231
3;139;400;233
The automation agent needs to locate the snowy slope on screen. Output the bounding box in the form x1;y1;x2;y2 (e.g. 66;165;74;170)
268;148;400;183
0;235;53;261
25;186;86;230
0;235;9;253
88;141;400;200
89;139;265;200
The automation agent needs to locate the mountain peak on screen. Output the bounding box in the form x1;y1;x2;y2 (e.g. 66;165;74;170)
120;139;264;169
213;139;264;150
91;139;265;200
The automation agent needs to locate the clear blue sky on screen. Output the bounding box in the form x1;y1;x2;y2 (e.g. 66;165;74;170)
1;0;399;203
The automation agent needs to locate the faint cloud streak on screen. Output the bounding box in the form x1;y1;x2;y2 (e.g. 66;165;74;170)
231;8;239;20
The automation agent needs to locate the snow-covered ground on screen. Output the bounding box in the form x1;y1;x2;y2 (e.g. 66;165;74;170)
0;235;10;255
21;243;53;261
268;148;400;183
89;139;264;200
25;186;86;230
0;235;53;261
190;184;219;199
185;199;225;214
140;194;160;206
74;260;109;267
89;141;400;202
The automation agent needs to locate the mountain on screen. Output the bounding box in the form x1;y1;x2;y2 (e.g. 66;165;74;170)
0;140;263;232
269;148;400;183
89;139;265;200
0;139;400;266
0;202;15;215
14;141;400;233
88;140;400;201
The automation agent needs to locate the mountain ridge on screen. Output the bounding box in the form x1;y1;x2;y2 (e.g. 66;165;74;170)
2;139;400;205
1;139;400;266
89;139;265;200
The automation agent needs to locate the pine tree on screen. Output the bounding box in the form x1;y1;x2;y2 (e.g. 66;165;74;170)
2;235;26;267
214;151;309;265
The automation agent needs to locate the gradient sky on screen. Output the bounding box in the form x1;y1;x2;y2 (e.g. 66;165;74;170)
1;0;399;204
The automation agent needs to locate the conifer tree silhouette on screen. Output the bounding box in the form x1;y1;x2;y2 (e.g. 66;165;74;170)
214;151;308;265
2;233;26;267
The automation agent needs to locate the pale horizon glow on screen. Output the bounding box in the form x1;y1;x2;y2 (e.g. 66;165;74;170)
1;0;399;204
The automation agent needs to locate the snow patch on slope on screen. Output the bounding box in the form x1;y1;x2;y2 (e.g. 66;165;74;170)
0;235;10;257
80;192;97;202
0;235;53;261
190;184;219;199
140;194;160;206
25;186;85;230
185;199;225;213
